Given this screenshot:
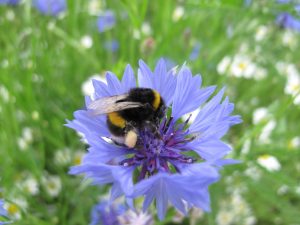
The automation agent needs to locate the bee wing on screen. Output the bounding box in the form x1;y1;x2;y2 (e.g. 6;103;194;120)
87;94;143;115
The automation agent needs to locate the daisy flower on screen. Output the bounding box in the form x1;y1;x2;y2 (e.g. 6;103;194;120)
67;59;241;220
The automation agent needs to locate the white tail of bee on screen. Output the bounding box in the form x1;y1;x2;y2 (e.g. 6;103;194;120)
125;130;138;148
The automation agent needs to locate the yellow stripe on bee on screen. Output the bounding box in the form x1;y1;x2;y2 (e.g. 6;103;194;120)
108;112;126;128
152;90;161;110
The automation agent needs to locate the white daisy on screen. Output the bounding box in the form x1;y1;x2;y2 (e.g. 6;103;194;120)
141;22;152;36
257;155;281;172
255;25;268;41
217;56;231;75
80;35;93;49
282;30;298;48
252;107;269;125
54;148;72;166
230;54;256;78
216;210;235;225
42;174;62;197
0;85;10;103
288;136;300;149
4;197;27;220
172;6;184;22
22;176;39;196
258;120;276;144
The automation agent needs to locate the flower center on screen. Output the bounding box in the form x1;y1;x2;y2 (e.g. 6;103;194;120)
119;116;197;181
7;203;19;215
238;62;247;70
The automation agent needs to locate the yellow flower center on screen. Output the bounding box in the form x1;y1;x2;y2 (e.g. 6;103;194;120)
7;203;19;215
259;154;270;160
48;182;57;190
238;62;247;70
287;139;298;150
291;84;300;92
73;155;82;165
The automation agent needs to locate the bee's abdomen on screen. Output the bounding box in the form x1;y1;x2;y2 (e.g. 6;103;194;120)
107;112;126;136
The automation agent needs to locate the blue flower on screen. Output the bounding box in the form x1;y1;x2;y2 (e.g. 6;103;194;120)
0;200;7;217
244;0;252;7
104;40;119;53
97;10;116;33
90;200;153;225
90;200;125;225
295;5;300;14
277;0;291;3
33;0;66;16
189;42;201;61
0;199;10;225
276;13;300;32
159;57;176;71
0;0;20;5
67;59;242;220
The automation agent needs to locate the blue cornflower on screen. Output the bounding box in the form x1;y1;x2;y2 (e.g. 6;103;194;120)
295;4;300;14
67;59;241;220
0;0;20;5
90;200;153;225
104;40;119;53
97;10;116;33
277;0;291;3
189;42;201;61
276;12;300;32
90;200;125;225
244;0;252;7
33;0;66;16
0;199;10;225
160;57;176;71
0;200;7;217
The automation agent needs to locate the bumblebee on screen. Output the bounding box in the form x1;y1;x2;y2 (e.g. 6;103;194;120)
88;88;165;148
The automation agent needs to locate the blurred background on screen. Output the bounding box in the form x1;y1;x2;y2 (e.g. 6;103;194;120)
0;0;300;224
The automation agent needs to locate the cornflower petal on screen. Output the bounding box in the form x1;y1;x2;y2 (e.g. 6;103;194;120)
105;72;124;95
276;12;300;32
97;10;116;33
33;0;66;16
70;164;134;197
81;134;131;164
65;110;109;137
189;88;242;136
0;0;20;5
186;138;232;161
172;67;215;119
131;163;219;220
0;200;7;217
92;79;111;98
121;64;136;92
92;68;137;99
